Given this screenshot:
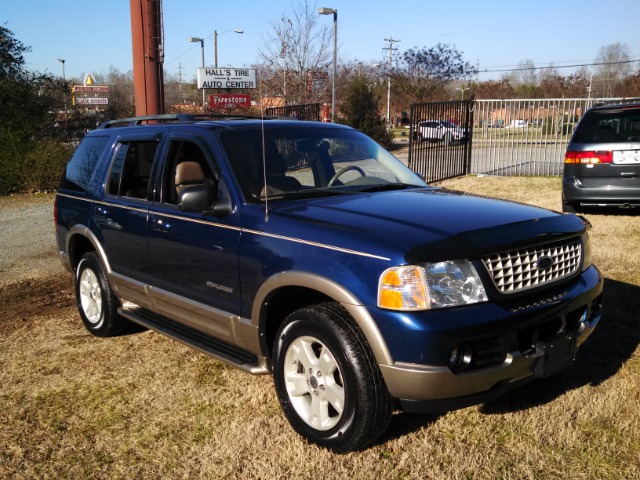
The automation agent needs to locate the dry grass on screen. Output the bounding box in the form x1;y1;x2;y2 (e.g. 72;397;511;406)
0;192;55;208
1;178;639;479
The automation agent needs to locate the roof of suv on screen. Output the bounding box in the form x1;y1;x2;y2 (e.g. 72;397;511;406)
96;114;350;130
584;101;640;113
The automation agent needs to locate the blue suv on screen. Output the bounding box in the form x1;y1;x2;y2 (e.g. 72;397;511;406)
55;114;603;452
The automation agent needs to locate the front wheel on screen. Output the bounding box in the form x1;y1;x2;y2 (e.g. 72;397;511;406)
272;303;393;452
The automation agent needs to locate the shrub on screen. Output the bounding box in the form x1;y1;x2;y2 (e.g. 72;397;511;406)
0;137;72;195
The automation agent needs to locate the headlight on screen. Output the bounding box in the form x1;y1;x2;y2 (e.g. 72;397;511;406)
378;260;488;311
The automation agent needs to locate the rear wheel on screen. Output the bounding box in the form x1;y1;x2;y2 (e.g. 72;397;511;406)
75;252;129;337
561;196;579;213
272;303;393;452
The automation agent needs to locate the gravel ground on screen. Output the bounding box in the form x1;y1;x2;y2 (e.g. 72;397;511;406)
0;197;64;287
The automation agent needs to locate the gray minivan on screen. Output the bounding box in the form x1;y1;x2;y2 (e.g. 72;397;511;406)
562;102;640;212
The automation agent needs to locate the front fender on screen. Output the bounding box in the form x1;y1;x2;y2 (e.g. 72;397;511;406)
252;271;393;366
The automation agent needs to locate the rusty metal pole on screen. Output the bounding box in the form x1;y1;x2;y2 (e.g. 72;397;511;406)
130;0;164;116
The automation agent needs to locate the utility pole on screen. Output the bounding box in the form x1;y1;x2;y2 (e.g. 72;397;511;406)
383;36;400;130
177;62;184;100
177;63;185;85
130;0;165;116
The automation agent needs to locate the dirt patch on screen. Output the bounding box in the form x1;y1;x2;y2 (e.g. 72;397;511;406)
0;274;74;336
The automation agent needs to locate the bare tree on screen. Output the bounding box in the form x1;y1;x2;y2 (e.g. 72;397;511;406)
258;0;333;105
391;43;476;104
517;59;538;85
594;42;632;97
539;64;559;83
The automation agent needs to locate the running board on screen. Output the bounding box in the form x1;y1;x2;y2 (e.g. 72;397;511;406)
119;306;270;375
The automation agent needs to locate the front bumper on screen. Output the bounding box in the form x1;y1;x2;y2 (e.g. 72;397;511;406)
378;266;603;413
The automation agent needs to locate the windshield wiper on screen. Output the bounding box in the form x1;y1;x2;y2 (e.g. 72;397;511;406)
356;183;418;193
260;187;351;201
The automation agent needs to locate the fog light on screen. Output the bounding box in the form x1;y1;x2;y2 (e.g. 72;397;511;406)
449;344;473;372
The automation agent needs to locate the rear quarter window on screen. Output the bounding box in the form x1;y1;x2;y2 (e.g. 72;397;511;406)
60;136;110;192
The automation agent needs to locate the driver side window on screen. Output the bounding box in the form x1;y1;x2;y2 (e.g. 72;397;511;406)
161;140;216;205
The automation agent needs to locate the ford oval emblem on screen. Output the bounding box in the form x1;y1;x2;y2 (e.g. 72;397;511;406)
536;255;554;270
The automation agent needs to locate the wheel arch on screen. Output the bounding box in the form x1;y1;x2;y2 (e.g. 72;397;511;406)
254;271;393;367
66;225;111;273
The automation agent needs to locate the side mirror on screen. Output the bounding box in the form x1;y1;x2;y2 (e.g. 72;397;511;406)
178;184;217;213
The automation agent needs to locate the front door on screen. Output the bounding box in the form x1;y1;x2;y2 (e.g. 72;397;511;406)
146;134;242;335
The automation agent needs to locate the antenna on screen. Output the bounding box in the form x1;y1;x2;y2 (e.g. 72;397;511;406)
258;70;269;221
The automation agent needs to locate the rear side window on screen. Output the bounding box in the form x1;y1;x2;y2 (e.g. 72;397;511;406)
107;141;159;199
60;136;110;192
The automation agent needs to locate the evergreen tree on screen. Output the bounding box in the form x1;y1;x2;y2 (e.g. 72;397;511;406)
341;75;393;149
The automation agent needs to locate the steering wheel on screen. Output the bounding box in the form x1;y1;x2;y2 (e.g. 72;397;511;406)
328;165;366;186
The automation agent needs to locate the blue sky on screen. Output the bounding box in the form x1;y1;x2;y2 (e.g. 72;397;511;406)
3;0;640;83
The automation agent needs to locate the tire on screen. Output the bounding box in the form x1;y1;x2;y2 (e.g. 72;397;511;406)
561;196;579;213
75;252;128;337
272;303;393;452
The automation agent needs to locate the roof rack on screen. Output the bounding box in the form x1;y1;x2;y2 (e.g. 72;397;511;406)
98;113;273;129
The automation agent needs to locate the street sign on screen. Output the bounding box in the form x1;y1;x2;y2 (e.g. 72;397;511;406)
210;94;251;109
196;68;257;89
73;85;109;93
73;97;109;105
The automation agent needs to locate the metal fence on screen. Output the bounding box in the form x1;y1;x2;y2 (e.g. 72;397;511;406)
407;100;474;183
470;97;640;176
265;103;321;121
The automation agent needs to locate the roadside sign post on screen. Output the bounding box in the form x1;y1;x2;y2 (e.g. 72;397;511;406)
196;68;257;90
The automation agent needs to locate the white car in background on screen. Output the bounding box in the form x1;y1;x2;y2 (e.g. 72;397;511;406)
416;120;467;145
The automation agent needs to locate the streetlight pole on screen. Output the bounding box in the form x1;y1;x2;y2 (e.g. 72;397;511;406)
587;71;595;108
189;37;206;107
456;86;469;100
57;58;66;81
214;29;243;69
57;58;67;114
318;7;337;121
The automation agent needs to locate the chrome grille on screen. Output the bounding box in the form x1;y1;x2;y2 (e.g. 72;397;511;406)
481;237;582;294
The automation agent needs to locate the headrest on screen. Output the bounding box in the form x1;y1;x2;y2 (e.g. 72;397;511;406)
175;161;205;186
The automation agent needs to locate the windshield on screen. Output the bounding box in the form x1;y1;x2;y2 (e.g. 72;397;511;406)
220;125;426;201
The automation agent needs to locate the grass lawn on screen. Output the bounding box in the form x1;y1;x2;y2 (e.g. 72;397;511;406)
1;178;639;479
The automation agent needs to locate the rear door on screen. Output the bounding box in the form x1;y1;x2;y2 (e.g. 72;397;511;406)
94;133;161;284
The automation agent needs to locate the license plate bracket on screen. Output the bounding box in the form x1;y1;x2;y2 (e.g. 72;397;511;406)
534;333;577;378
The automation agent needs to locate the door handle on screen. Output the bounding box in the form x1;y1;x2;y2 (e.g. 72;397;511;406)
151;217;172;232
93;205;108;216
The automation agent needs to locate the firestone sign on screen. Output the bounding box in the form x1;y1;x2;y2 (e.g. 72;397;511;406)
209;94;251;109
196;68;257;89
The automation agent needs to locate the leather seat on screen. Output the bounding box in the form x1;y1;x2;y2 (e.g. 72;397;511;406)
175;161;205;194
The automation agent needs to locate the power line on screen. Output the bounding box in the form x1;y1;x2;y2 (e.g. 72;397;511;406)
480;58;640;74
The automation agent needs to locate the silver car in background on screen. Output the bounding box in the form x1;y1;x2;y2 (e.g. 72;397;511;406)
416;120;467;146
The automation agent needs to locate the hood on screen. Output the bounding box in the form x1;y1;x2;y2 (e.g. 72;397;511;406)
266;188;586;263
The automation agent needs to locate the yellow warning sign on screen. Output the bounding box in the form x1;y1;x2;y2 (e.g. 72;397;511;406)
83;73;96;86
